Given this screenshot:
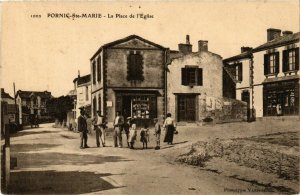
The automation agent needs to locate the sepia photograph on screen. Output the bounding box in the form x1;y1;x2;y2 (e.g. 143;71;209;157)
0;1;299;194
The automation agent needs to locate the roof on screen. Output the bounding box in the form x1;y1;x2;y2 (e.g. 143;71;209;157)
1;88;13;99
77;74;91;86
16;90;53;99
91;34;167;60
169;50;222;61
253;32;300;52
223;51;253;62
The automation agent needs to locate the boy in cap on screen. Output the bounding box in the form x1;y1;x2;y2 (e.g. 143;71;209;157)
92;110;106;147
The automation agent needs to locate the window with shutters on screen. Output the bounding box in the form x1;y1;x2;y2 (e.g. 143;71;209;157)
97;56;101;82
85;86;88;101
264;52;279;75
98;94;101;114
127;51;144;81
92;61;96;84
181;67;203;86
283;48;299;72
233;63;243;82
93;96;97;117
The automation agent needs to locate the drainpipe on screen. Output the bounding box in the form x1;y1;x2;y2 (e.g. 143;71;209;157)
250;55;255;121
164;49;169;119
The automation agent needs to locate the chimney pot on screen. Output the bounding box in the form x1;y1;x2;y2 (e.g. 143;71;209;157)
198;40;208;52
267;28;281;41
241;47;252;53
186;35;190;44
282;31;293;36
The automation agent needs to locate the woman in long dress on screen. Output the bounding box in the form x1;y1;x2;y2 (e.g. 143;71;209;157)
163;113;176;145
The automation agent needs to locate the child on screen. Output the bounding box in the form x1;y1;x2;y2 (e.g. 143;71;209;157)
140;124;149;149
154;118;161;150
128;120;137;149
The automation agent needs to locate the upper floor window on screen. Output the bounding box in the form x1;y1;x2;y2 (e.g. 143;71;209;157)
234;63;243;82
127;51;144;81
283;48;299;72
181;66;203;86
97;56;101;82
92;61;96;84
264;52;279;75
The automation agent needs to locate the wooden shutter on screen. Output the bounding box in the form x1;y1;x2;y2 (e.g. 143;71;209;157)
295;48;299;71
238;63;243;81
275;52;280;74
93;97;97;117
282;50;288;72
181;68;187;85
92;61;96;84
98;94;101;114
264;54;269;75
97;57;101;82
197;68;203;86
136;54;144;81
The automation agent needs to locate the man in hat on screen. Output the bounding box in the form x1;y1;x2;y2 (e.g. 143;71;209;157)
92;110;106;147
78;108;89;149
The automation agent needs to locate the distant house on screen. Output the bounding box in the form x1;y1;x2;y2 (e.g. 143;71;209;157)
224;28;299;118
1;88;14;104
167;35;223;122
72;74;91;119
15;90;53;125
90;35;168;126
1;88;17;123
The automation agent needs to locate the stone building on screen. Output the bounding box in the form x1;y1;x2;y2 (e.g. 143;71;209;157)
167;35;223;122
224;28;299;118
15;90;53;125
73;74;91;119
90;35;168;126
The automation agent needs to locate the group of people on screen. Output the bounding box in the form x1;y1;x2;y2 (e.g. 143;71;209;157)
77;108;177;150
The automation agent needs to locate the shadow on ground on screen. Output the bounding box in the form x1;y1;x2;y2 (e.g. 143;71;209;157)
11;143;61;153
14;152;132;168
7;170;123;194
11;130;59;138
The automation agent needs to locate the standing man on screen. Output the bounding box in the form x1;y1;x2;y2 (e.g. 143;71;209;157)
92;111;106;147
78;108;89;149
113;111;124;148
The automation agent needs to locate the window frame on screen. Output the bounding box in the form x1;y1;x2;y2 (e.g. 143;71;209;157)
181;66;203;86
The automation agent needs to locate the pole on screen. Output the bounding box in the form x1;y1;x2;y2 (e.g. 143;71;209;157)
13;83;18;125
4;124;10;191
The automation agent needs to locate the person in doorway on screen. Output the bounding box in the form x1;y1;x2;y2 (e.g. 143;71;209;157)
113;111;124;148
92;111;106;147
78;108;89;149
276;104;283;116
163;113;176;145
154;118;161;150
128;119;137;149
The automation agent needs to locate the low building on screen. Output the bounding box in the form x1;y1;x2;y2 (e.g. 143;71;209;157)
1;88;17;123
90;35;168;126
167;35;224;122
15;90;53;125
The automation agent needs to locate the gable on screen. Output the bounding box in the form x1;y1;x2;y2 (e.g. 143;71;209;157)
111;38;161;50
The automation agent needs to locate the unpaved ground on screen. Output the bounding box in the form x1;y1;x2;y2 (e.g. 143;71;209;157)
5;120;300;194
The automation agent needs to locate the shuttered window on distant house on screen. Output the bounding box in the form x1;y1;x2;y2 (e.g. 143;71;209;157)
283;48;299;72
234;63;243;82
181;67;203;86
264;52;279;75
127;51;144;81
92;61;96;84
97;56;101;82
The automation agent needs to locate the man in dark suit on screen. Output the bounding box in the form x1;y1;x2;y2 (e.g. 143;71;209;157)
78;108;89;149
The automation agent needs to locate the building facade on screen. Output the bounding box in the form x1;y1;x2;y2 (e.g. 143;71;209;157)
90;35;168;126
73;74;91;119
16;90;52;125
224;29;299;118
167;35;223;122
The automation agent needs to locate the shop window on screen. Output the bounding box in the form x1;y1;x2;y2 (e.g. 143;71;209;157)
127;51;144;81
264;52;279;75
181;67;203;86
283;48;299;72
131;95;156;119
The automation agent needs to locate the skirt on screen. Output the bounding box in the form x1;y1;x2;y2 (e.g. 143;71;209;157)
163;125;175;143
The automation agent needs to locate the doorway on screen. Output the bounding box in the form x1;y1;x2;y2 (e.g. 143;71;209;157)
177;95;196;122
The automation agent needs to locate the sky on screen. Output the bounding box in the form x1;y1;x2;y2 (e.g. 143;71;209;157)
1;1;299;97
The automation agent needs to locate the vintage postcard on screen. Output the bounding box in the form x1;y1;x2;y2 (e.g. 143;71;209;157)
1;1;299;194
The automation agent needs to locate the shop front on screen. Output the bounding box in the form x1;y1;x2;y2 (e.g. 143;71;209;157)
115;90;161;127
263;79;299;116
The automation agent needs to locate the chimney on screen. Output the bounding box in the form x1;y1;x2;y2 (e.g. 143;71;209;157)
267;28;281;41
241;47;252;53
198;40;208;52
78;70;80;78
178;35;192;54
282;31;293;36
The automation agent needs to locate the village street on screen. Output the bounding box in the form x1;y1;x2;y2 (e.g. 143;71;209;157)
7;119;300;194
